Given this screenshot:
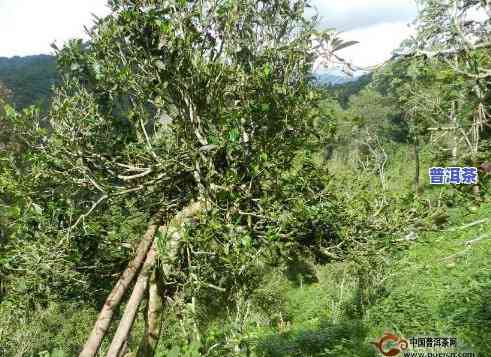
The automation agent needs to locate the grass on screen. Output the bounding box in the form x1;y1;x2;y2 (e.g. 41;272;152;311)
155;149;491;357
241;201;491;357
367;201;491;354
5;147;489;357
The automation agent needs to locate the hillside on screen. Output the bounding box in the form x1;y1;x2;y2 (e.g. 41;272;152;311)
0;1;490;357
233;202;491;356
0;54;58;110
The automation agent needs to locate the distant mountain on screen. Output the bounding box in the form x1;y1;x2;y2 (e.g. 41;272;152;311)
315;73;355;85
329;73;374;108
0;54;59;110
314;69;368;86
0;55;370;111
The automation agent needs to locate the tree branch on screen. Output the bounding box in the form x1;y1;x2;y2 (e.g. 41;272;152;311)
69;194;108;232
117;168;153;181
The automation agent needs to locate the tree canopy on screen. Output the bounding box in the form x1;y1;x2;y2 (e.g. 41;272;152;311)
1;1;491;356
1;1;356;355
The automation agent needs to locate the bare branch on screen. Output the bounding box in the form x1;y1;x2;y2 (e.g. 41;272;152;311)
115;163;153;172
117;168;153;181
140;119;159;161
69;194;108;232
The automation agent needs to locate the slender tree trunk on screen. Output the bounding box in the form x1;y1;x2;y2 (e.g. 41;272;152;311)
414;136;421;195
136;201;207;356
191;296;201;344
137;270;164;357
79;219;161;357
107;200;206;357
473;184;481;198
451;102;458;165
451;143;458;165
117;341;129;357
107;244;157;357
472;158;481;201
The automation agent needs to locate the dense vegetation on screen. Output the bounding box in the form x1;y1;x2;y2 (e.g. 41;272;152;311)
0;55;58;110
0;0;490;356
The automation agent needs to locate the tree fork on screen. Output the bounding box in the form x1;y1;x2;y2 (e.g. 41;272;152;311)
79;217;162;357
136;201;207;356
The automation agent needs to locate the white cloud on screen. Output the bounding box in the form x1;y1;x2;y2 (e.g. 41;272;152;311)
337;21;416;68
309;0;417;69
0;0;417;68
0;0;110;57
310;0;417;31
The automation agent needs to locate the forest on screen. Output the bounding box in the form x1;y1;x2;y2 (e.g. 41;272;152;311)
0;55;58;110
0;0;490;356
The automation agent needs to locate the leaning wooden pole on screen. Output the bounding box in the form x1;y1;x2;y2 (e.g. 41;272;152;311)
107;201;206;357
107;243;157;357
79;218;161;357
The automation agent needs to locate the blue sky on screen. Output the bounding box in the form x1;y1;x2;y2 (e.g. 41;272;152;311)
0;0;417;67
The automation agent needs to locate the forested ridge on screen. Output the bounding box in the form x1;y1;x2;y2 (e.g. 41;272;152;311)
0;1;490;356
0;55;58;110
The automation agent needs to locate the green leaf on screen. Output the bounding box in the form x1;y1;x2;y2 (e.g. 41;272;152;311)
241;236;252;247
166;347;181;357
333;40;359;52
159;21;173;34
7;206;21;218
32;203;43;215
228;128;240;142
70;63;81;71
50;349;66;357
92;62;102;80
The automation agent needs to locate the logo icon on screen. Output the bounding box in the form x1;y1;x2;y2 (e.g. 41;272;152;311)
371;332;409;356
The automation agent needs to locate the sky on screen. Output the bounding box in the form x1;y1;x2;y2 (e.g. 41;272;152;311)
0;0;418;68
0;0;110;57
310;0;418;69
